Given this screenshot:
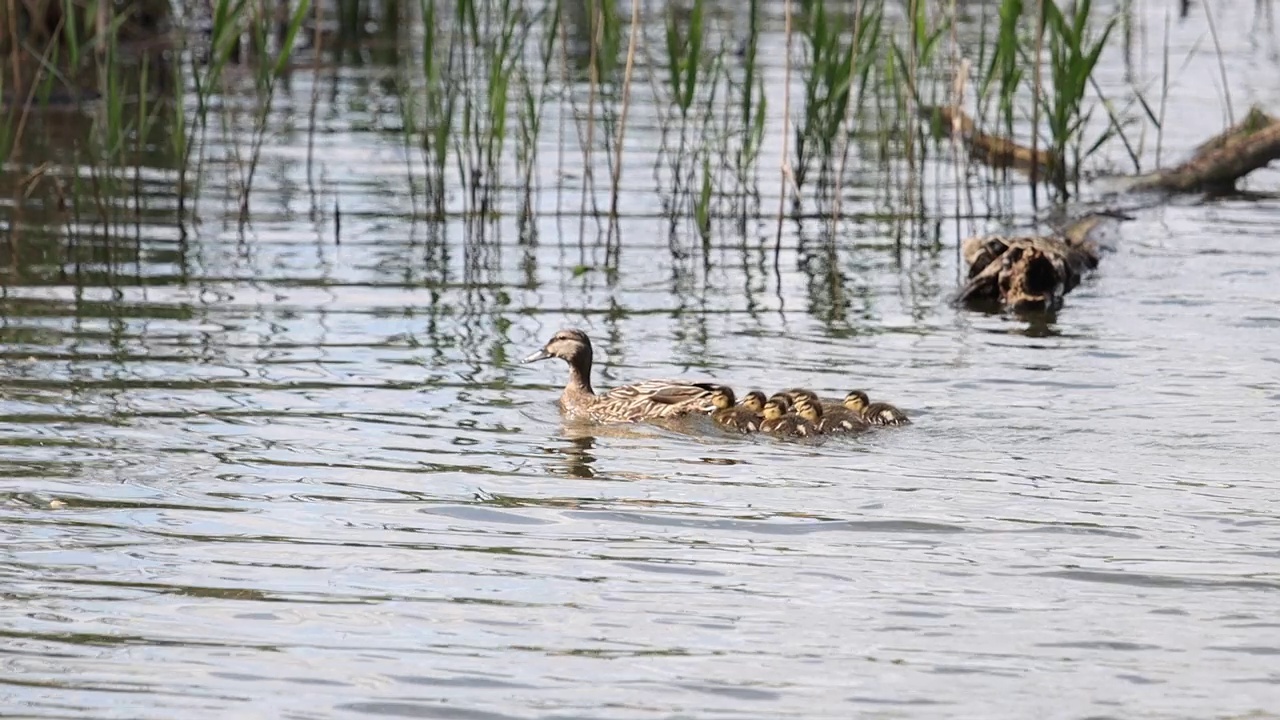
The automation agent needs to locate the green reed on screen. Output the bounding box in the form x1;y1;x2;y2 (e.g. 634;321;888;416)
658;0;713;221
0;0;1144;255
894;0;944;206
403;0;458;217
735;0;767;190
92;36;127;227
516;0;561;227
481;0;522;215
981;0;1024;138
1037;0;1115;197
694;154;712;239
593;0;621;81
574;0;620;220
663;0;704;125
793;0;881;196
445;0;525;220
237;0;310;217
174;0;251;224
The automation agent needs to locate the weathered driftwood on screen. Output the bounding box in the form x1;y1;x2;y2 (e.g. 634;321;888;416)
957;215;1106;312
924;103;1280;193
929;104;1280;311
1128;107;1280;193
921;105;1055;178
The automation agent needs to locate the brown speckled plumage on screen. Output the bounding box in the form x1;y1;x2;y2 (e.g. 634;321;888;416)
523;329;723;423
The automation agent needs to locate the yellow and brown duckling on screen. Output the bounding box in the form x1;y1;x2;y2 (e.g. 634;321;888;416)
844;390;910;426
760;397;820;438
709;387;762;433
767;392;794;414
778;388;866;433
759;399;794;434
819;399;870;427
740;390;767;413
791;396;824;434
522;328;724;423
818;398;870;433
780;388;820;406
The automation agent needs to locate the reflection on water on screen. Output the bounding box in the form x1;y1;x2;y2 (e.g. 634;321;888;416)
4;2;1280;719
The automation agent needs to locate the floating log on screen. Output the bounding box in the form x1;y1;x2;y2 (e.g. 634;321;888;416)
931;104;1280;311
920;105;1055;178
923;103;1280;194
1128;106;1280;193
956;214;1108;312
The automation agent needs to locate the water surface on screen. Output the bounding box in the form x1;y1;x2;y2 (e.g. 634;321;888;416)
3;1;1280;718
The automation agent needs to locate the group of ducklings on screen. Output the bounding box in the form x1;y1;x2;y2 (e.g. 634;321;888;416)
521;328;913;432
707;387;908;438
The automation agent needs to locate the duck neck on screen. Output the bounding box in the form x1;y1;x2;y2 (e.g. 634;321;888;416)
565;353;595;397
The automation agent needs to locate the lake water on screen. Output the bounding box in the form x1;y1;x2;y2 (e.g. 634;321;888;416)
3;1;1280;718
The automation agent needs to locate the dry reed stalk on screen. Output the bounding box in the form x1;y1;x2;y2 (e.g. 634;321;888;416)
578;0;602;236
1030;0;1044;205
832;0;867;229
1202;0;1234;127
775;0;793;250
609;0;640;226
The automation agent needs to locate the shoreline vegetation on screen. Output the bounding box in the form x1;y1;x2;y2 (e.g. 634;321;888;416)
2;0;1278;313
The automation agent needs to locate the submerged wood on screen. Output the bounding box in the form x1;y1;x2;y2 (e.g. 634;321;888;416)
936;103;1280;311
1128;106;1280;193
957;215;1104;312
921;105;1055;177
923;103;1280;193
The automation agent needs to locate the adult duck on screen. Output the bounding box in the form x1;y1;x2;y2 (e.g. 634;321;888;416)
522;329;723;423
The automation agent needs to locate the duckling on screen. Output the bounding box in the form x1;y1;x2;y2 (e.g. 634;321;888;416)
844;390;910;426
818;394;870;433
790;396;824;436
758;399;793;434
709;387;761;433
780;388;820;406
739;390;767;413
767;392;794;414
522;329;724;423
779;388;867;433
760;398;819;438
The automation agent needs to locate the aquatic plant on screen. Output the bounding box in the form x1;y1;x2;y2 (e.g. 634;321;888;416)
1036;0;1116;197
0;0;1156;258
238;0;312;217
516;0;562;230
980;0;1025;142
659;0;707;191
792;0;882;201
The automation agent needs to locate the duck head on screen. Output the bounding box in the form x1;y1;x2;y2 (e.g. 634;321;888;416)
795;397;823;424
740;391;766;412
523;329;593;366
783;388;819;405
843;390;870;412
710;386;736;410
523;329;596;392
761;399;786;421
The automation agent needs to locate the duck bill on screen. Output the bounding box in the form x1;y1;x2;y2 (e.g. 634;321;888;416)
521;348;552;364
